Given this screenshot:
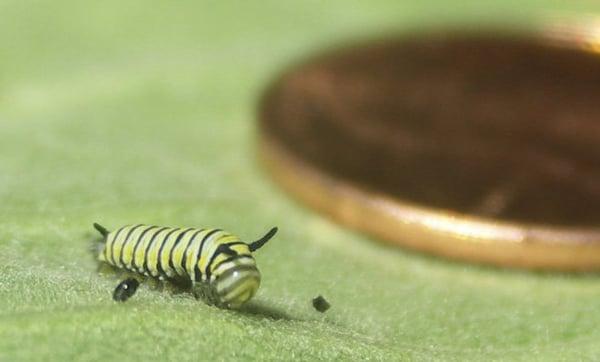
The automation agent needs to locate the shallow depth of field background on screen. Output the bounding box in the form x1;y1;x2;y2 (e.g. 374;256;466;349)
2;1;600;360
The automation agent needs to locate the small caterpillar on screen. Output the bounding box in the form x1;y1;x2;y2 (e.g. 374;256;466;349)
93;223;277;309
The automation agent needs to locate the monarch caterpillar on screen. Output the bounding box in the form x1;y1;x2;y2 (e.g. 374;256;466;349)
93;223;277;309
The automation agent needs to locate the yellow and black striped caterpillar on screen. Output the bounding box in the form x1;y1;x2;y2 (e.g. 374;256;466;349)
93;223;277;309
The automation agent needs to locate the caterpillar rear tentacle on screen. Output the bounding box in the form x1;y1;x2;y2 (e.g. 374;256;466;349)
93;223;277;309
93;223;109;238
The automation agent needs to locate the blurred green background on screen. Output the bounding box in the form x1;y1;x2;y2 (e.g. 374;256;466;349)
2;1;600;360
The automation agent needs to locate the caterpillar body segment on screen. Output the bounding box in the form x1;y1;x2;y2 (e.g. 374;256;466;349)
94;223;277;308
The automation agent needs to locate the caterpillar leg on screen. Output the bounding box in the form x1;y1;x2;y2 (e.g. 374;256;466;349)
192;282;219;306
163;278;191;295
113;278;140;302
145;276;163;291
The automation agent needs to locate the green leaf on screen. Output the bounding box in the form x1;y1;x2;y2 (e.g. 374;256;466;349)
2;1;600;360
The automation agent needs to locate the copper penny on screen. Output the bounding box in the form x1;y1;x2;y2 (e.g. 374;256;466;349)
259;26;600;270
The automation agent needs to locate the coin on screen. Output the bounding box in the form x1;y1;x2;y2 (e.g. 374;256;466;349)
259;27;600;270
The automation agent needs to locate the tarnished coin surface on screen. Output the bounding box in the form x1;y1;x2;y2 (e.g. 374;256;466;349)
259;29;600;270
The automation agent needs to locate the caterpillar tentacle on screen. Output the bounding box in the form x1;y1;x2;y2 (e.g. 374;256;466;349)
93;223;109;238
248;227;278;252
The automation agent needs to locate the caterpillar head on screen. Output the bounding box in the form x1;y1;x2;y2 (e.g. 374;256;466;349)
209;227;278;309
213;255;262;309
